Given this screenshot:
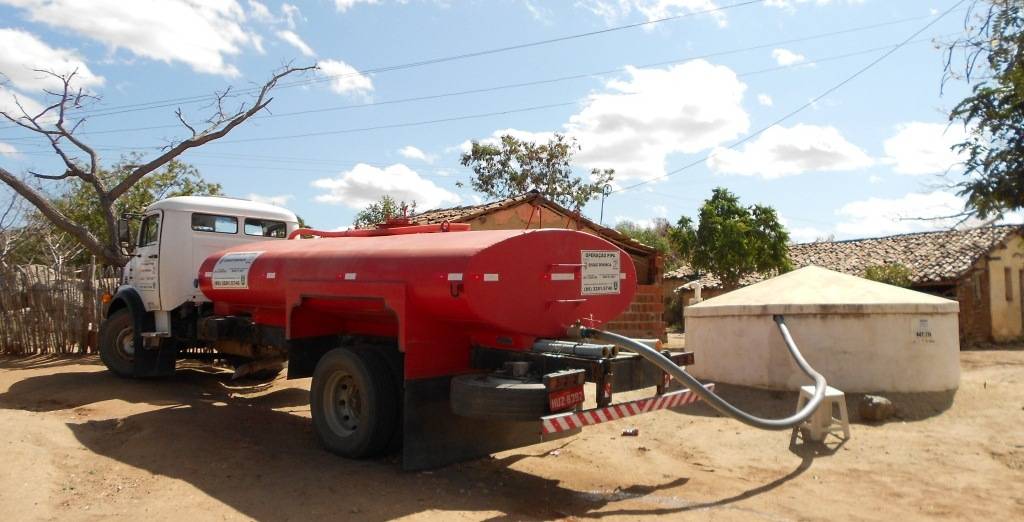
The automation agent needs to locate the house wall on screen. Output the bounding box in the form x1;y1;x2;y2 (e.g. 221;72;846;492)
604;284;666;341
986;235;1024;341
661;278;728;330
460;202;666;340
954;261;992;343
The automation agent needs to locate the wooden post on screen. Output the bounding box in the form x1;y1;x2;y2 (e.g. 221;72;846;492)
80;258;96;353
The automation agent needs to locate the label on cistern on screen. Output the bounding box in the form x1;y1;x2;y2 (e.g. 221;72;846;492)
581;250;621;296
211;251;264;289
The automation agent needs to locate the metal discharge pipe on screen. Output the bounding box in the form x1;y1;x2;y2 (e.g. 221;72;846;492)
533;340;617;358
569;315;828;431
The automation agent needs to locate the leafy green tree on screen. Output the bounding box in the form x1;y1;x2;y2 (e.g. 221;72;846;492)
946;1;1024;218
353;195;416;229
864;263;913;287
614;218;682;270
459;133;614;209
12;157;221;267
669;187;792;289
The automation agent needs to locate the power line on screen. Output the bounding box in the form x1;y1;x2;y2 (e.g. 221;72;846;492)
612;0;968;195
0;32;951;147
0;8;950;138
0;0;764;126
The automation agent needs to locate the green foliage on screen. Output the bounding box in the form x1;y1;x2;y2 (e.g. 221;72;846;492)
15;156;220;266
352;195;415;229
458;133;614;209
863;263;913;287
947;1;1024;218
614;218;683;270
669;187;792;289
57;155;221;244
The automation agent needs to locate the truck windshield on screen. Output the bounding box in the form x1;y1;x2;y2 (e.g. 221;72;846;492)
244;218;287;238
192;213;238;234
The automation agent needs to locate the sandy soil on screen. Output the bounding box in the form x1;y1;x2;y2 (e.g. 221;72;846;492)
1;350;1022;521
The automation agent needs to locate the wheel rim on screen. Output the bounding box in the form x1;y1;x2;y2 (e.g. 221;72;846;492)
113;326;135;362
323;370;361;436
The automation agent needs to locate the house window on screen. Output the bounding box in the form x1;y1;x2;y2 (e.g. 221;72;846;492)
972;272;982;301
1006;266;1013;301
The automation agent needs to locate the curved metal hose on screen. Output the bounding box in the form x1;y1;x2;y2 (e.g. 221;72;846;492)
571;315;827;430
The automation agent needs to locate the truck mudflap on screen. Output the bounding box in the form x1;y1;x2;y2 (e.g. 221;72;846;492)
402;376;579;471
402;378;713;470
540;383;715;435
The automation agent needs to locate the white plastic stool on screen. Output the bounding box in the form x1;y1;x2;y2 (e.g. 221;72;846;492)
793;385;850;443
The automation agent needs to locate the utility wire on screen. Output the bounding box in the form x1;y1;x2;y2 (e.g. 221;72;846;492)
0;32;951;146
0;0;763;125
611;0;967;195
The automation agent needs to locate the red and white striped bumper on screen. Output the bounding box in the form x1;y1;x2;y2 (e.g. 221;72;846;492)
540;383;715;435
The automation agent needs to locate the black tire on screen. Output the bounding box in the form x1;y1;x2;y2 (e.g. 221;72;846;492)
310;348;399;458
98;308;136;378
450;374;548;421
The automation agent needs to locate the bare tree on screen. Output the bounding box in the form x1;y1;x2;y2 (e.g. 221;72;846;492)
0;189;26;268
0;65;314;266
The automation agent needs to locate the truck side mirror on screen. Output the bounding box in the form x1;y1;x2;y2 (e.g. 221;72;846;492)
117;217;135;254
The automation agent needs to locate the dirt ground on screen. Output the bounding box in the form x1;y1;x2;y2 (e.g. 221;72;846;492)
1;349;1022;522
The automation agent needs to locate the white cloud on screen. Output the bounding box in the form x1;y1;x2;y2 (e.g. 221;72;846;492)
281;3;302;28
0;28;103;92
577;1;728;28
523;0;553;23
765;0;865;10
882;122;967;175
317;59;374;97
460;60;749;182
868;174;883;184
247;193;293;206
835;191;966;237
771;48;806;66
0;85;49;123
334;0;379;11
0;142;20;158
2;0;261;77
568;60;749;181
398;145;435;163
707;124;873;179
458;128;557;154
757;93;773;106
247;0;273;21
276;30;315;57
312;163;460;210
652;204;668;217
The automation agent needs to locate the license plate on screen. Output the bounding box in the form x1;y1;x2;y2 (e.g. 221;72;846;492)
549;385;585;412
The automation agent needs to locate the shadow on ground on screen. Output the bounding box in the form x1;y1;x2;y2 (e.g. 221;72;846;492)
0;353;104;370
673;381;956;424
0;362;831;520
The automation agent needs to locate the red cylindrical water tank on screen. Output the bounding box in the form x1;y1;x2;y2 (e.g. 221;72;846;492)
197;228;637;339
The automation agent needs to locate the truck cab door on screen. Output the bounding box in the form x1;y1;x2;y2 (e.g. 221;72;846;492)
131;211;162;310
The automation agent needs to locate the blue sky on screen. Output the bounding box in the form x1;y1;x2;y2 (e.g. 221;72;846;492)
0;0;991;241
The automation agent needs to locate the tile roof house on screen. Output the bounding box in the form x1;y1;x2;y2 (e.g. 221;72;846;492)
414;191;666;340
665;225;1024;343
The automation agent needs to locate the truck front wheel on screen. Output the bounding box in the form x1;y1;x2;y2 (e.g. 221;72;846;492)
310;348;399;458
98;308;135;378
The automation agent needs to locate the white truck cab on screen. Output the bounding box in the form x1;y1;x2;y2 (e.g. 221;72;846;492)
124;196;299;315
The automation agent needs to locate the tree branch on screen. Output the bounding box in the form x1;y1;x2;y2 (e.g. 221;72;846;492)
108;64;315;200
0;166;120;265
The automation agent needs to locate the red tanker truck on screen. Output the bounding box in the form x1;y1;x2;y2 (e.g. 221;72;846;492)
102;196;823;470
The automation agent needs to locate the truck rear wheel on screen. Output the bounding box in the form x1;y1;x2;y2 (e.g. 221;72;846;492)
99;308;135;378
310;348;399;458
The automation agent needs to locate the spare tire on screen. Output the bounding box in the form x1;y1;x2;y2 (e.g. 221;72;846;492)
451;374;548;421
